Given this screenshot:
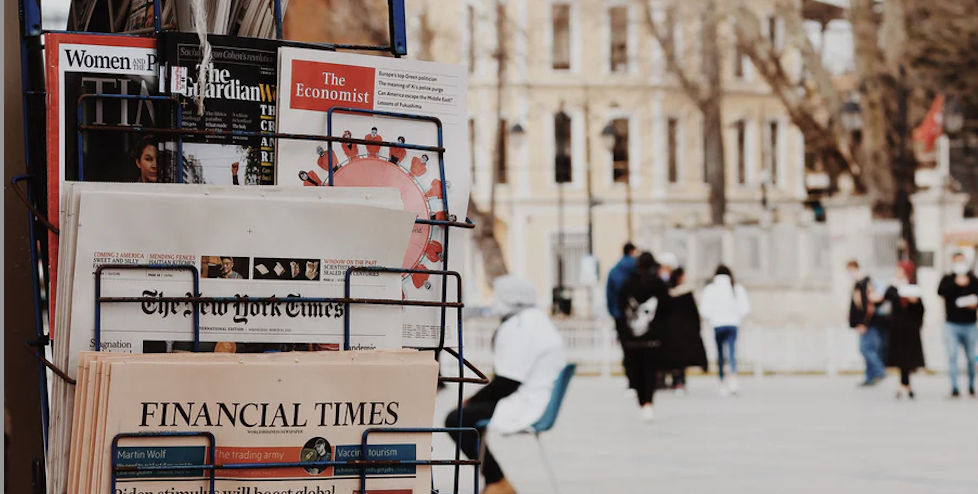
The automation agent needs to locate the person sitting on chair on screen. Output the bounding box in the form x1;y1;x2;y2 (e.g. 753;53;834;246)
445;275;566;494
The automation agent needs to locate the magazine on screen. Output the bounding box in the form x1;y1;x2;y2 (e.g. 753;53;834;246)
73;351;437;494
276;48;470;347
45;34;174;334
159;33;278;185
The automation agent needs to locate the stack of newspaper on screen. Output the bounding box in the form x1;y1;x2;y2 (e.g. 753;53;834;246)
47;182;424;494
66;350;437;494
69;0;289;37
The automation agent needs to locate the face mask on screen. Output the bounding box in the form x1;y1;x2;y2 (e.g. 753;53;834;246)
953;262;969;275
848;270;861;281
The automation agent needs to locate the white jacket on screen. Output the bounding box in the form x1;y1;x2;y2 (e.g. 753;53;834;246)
489;307;567;434
700;274;751;328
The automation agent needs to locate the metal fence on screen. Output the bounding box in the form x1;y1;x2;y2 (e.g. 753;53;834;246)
654;220;894;289
459;317;869;377
456;316;967;380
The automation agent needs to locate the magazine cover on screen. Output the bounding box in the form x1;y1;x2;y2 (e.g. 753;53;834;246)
276;48;470;347
45;33;172;334
85;353;438;494
159;32;278;185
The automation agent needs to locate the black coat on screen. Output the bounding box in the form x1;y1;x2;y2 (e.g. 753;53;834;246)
881;287;926;370
618;270;674;382
660;287;709;371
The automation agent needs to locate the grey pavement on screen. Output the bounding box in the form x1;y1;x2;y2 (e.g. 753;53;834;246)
431;374;977;494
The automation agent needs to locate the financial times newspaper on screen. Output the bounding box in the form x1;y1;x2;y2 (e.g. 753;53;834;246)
78;352;437;494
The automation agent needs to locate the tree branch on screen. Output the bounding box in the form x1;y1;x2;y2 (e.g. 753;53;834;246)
642;1;707;108
731;0;853;178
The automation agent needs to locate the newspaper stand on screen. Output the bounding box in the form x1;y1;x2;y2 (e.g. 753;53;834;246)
14;1;489;493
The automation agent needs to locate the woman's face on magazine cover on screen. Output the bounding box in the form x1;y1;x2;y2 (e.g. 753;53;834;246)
135;144;158;183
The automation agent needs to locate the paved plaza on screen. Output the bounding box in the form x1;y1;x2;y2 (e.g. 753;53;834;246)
432;375;977;494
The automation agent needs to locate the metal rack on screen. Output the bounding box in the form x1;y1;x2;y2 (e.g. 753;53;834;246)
14;1;485;492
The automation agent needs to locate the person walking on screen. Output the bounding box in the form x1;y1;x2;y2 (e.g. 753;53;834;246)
620;252;670;422
882;263;926;399
701;265;750;396
445;275;566;494
661;267;708;393
846;260;886;387
607;242;639;392
937;252;978;398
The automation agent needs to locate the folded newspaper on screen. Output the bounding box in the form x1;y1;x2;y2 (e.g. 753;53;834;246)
69;351;437;494
48;182;421;494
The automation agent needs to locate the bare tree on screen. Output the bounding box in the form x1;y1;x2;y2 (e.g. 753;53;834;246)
644;1;727;225
414;0;509;281
730;1;854;181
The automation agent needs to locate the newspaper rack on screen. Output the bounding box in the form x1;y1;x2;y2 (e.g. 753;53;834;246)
14;2;489;493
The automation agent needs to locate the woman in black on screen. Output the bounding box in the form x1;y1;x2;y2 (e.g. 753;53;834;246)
883;263;925;399
662;268;709;392
619;252;670;422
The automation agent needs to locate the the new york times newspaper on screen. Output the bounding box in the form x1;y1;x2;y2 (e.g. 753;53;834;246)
160;33;278;185
63;188;419;382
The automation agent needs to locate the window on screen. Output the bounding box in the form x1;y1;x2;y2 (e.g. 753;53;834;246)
665;7;677;65
734;44;744;78
496;118;508;184
667;117;679;183
702;132;709;183
551;232;589;287
609;6;628;72
611;118;630;183
735;120;746;184
768;120;780;185
467;6;476;73
655;7;677;73
552;4;571;70
768;15;782;53
469;118;477;183
554;112;572;183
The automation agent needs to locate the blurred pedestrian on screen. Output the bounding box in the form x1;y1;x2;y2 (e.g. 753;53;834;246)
662;267;708;393
937;252;978;398
446;275;566;494
620;252;670;422
881;263;925;399
701;265;751;396
607;242;640;392
847;260;886;387
655;252;679;389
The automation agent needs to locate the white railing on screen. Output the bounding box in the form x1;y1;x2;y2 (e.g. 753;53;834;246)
459;317;957;377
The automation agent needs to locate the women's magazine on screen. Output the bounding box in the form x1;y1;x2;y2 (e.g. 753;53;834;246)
45;33;171;333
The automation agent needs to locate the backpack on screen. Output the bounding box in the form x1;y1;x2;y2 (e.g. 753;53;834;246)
628;296;659;338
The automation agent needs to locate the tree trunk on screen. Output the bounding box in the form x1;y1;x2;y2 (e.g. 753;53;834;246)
852;0;897;212
701;2;726;225
468;196;509;280
703;100;726;225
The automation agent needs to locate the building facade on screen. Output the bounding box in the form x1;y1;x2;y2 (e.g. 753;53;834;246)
407;0;809;313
